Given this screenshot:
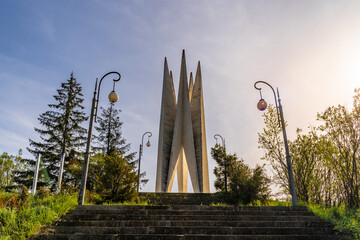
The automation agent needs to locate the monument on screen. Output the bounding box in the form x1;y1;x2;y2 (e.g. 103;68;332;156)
155;50;210;193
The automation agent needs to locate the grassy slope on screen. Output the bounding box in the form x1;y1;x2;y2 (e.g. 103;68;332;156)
0;194;77;240
306;204;360;239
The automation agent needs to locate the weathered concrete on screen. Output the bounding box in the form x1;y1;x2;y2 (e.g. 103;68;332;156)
155;50;210;193
191;62;210;193
155;57;177;192
34;200;351;240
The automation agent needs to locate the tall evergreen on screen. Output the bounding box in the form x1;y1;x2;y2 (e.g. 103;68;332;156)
92;104;148;190
94;103;135;160
27;72;87;190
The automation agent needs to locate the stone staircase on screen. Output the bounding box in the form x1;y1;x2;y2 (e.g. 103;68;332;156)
139;192;229;205
34;193;350;240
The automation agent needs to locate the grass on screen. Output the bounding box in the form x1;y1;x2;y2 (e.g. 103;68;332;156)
0;192;77;240
306;203;360;239
101;200;149;206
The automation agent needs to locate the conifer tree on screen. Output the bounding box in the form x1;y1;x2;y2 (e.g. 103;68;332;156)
94;103;135;160
212;145;235;192
27;72;87;190
13;156;50;190
91;104;149;190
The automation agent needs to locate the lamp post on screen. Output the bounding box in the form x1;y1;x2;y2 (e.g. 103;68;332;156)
214;134;227;193
254;80;298;206
78;71;121;205
137;131;152;192
106;102;114;154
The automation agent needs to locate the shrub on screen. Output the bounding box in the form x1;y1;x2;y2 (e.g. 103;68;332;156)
90;152;138;203
36;186;50;200
229;160;271;205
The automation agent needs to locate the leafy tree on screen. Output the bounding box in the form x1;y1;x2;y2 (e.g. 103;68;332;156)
258;89;360;208
90;151;138;203
27;72;87;190
258;105;289;195
317;88;360;208
258;105;327;203
229;160;270;205
290;128;337;205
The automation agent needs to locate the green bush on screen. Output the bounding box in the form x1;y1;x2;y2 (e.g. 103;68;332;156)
90;152;138;204
229;160;271;205
35;186;51;200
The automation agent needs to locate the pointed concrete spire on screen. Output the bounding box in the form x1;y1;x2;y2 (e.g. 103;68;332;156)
191;61;210;193
170;71;176;105
156;57;177;192
189;72;194;102
167;50;200;192
176;71;192;192
176;148;188;192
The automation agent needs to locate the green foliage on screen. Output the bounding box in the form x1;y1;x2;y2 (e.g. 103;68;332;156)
0;150;25;191
36;186;51;200
258;89;360;208
92;103;147;188
87;151;138;203
212;145;231;192
258;105;289;195
308;204;360;239
26;72;87;190
316;88;360;208
212;145;271;205
290;128;338;205
0;193;77;240
94;103;135;159
229;160;271;205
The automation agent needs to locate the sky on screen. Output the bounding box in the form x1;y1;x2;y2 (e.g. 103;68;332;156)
0;0;359;194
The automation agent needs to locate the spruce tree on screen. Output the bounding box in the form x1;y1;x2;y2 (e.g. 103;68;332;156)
94;103;135;160
27;72;87;190
92;104;149;190
212;145;235;192
13;156;50;191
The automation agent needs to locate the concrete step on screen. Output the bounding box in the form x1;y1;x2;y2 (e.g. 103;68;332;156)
56;220;331;228
44;226;337;235
74;205;308;212
69;209;314;217
35;234;351;240
64;213;322;222
32;194;351;240
139;192;233;205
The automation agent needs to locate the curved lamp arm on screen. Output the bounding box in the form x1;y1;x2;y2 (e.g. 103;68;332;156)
94;72;121;122
214;134;225;150
254;81;281;126
141;132;152;156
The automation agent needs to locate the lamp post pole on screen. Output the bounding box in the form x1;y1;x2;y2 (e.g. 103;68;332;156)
254;80;298;206
106;103;114;154
32;153;41;195
137;131;152;192
78;72;121;205
214;134;227;193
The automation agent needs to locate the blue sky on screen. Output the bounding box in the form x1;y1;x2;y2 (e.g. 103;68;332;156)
1;0;360;193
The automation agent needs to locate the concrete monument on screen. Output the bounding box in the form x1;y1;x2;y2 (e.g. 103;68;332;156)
155;50;210;193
